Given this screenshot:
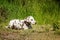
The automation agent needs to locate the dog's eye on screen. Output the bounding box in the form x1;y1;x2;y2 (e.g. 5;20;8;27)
31;19;33;21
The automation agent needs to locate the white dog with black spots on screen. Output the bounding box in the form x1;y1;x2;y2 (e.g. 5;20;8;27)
6;16;36;30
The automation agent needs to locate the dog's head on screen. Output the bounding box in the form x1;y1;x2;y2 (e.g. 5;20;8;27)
25;16;36;25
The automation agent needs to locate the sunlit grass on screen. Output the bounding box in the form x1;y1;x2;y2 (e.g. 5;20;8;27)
0;0;60;25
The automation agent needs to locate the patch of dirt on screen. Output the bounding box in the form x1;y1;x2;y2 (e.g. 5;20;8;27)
0;30;60;40
0;31;25;40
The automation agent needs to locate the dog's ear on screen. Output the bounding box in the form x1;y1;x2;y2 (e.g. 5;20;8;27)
24;21;31;24
24;21;28;25
24;21;27;23
24;21;32;29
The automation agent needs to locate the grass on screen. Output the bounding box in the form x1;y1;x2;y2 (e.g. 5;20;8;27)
0;25;60;40
0;0;60;40
0;0;60;25
0;22;60;40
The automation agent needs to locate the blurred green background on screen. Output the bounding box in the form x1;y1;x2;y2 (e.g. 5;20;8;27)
0;0;60;25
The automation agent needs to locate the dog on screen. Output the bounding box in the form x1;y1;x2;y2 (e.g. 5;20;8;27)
6;16;36;30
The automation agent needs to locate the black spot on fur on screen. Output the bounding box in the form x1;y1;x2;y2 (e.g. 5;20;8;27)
24;21;32;29
11;24;15;29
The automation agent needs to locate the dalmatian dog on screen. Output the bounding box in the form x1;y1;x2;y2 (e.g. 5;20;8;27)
6;16;36;30
25;16;36;25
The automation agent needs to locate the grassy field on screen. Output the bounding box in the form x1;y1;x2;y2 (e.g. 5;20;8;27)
0;0;60;40
0;0;60;24
0;24;60;40
0;25;60;40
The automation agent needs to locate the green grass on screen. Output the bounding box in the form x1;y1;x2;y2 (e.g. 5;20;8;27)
0;0;60;40
0;0;60;25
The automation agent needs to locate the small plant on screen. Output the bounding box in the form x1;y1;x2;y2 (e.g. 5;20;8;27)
52;22;60;31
